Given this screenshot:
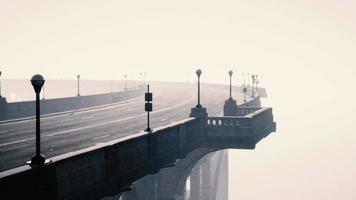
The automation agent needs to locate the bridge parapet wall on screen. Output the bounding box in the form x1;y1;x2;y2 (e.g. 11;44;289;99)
0;117;202;200
1;87;144;120
206;107;275;149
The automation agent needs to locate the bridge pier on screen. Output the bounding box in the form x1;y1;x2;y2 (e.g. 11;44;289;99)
190;164;201;200
201;156;212;200
215;151;229;200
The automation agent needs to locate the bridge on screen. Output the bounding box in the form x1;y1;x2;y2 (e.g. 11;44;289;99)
0;73;276;200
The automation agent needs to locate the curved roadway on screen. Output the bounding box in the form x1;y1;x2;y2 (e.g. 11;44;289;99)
0;82;245;172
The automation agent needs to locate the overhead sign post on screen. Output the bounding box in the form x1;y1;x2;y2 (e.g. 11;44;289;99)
145;84;152;132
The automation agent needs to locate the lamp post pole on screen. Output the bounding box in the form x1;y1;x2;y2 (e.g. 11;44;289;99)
124;74;127;90
251;75;255;98
255;75;259;94
77;75;80;96
0;70;2;97
243;87;247;102
27;74;49;165
196;69;202;108
228;70;233;99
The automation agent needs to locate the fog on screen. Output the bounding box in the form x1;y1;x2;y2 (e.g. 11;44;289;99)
1;0;356;199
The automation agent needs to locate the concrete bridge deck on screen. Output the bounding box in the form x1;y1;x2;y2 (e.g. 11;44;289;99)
0;82;275;200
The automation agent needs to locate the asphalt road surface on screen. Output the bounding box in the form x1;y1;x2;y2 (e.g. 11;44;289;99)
0;82;247;172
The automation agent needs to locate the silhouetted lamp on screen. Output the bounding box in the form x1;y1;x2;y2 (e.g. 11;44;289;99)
196;69;202;108
77;74;81;96
243;87;247;102
27;74;50;166
0;70;2;97
124;74;128;90
251;74;256;98
228;70;233;99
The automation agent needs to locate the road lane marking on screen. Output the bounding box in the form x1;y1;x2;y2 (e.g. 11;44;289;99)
159;118;168;122
0;138;34;147
93;134;110;140
82;116;94;120
0;131;9;134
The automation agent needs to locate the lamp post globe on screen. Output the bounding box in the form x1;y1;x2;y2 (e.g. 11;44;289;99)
31;74;45;93
228;70;233;77
196;69;202;77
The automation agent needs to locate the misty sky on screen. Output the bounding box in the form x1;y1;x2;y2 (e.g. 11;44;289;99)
1;1;356;199
1;0;355;115
1;0;355;84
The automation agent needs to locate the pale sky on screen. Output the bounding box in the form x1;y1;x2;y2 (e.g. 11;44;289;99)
1;0;356;111
1;0;355;84
1;1;356;199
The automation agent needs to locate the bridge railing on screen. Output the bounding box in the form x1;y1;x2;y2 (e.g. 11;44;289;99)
207;117;240;126
235;107;261;116
206;107;274;136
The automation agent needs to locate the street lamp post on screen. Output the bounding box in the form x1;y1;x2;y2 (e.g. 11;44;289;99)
251;75;256;98
255;75;259;94
228;70;233;99
0;70;2;97
26;74;49;166
196;69;202;108
77;75;80;96
243;87;247;102
189;69;208;119
124;74;127;90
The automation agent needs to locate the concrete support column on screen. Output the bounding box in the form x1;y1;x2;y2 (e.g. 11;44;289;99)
190;165;201;200
201;157;212;200
216;151;229;200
